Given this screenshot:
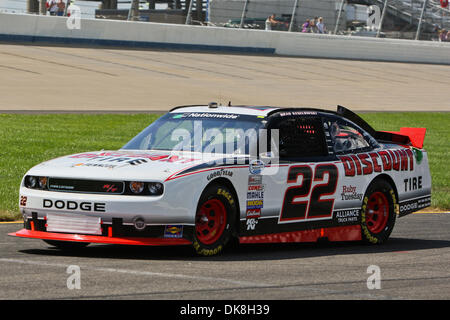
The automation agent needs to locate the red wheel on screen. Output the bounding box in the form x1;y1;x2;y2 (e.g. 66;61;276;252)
193;184;237;256
196;199;227;245
361;179;397;244
365;192;389;234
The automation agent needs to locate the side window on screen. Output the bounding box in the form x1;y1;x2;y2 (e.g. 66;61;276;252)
328;120;370;153
274;116;328;159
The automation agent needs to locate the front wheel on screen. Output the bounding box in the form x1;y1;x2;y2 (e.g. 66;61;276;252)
361;179;397;244
192;184;237;256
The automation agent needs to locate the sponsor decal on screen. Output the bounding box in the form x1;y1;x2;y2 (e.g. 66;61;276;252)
278;111;318;117
206;169;233;181
176;112;239;119
399;196;431;216
246;218;259;230
412;147;423;164
247;190;264;199
20;195;27;207
246;208;261;219
102;184;120;193
339;149;415;177
249;159;264;175
246;199;264;210
70;152;197;165
248;175;262;185
164;225;183;238
217;188;235;205
245;209;261;231
335;209;360;224
245;175;264;230
340;185;363;201
72;163;118;169
403;176;422;192
43;199;106;212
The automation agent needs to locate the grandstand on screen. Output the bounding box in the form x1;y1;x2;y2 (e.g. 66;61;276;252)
357;0;450;34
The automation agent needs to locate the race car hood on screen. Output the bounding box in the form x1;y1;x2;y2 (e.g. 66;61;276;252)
25;150;244;182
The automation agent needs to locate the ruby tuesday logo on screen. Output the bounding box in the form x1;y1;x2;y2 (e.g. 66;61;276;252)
340;185;362;201
338;149;415;176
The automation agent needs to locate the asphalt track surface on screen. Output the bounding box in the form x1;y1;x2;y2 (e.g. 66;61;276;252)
1;213;450;300
0;43;449;112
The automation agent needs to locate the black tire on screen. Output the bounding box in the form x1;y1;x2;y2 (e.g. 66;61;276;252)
361;179;398;244
43;240;90;250
192;183;237;256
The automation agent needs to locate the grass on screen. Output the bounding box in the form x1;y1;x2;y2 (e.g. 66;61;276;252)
360;112;450;212
0;112;448;221
0;113;161;221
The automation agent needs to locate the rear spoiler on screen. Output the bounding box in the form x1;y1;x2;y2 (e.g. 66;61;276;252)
336;106;426;149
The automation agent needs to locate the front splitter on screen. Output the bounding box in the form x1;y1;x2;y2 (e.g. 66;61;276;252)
9;229;192;246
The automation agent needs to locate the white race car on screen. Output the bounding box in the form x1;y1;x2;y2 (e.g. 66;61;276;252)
10;104;432;256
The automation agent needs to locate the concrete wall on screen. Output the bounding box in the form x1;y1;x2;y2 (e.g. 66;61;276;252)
0;12;449;65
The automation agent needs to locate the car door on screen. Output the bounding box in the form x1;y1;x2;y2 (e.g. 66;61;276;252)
242;112;340;236
323;115;378;225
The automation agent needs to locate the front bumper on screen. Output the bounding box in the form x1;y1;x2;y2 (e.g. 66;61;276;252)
9;215;193;246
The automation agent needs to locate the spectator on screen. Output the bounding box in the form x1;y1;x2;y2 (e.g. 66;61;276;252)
47;0;59;16
439;29;447;42
310;17;318;33
265;14;279;31
301;19;310;33
432;24;440;41
316;17;326;34
57;0;65;16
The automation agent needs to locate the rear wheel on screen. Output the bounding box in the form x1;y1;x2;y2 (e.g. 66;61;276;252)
193;184;237;256
361;179;397;244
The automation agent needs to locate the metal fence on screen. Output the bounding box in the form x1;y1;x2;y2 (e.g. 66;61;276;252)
1;0;449;41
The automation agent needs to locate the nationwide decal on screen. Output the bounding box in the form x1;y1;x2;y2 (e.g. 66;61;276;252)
338;149;415;177
206;169;233;181
249;159;264;174
164;225;183;238
177;112;240;119
340;185;363;201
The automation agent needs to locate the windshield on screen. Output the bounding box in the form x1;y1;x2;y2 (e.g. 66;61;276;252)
122;112;265;155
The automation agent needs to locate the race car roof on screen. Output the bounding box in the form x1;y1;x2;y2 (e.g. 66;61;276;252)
169;104;336;117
